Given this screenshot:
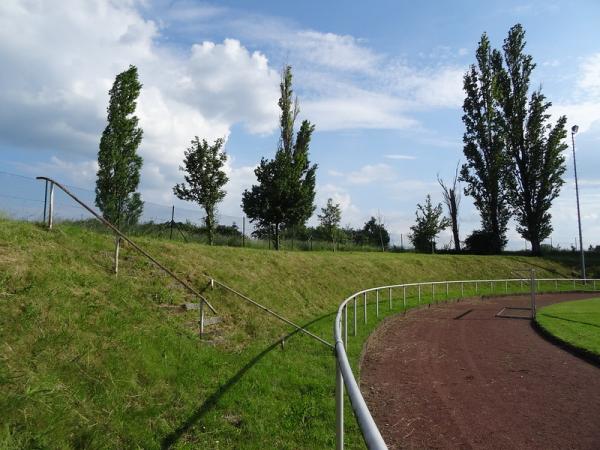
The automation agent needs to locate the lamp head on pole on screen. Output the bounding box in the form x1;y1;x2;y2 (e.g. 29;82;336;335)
572;125;579;134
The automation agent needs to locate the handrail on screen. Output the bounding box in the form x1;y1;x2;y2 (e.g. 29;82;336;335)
36;176;217;313
36;176;333;348
334;277;599;449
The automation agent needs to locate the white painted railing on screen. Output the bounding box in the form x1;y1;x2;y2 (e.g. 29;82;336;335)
333;277;599;449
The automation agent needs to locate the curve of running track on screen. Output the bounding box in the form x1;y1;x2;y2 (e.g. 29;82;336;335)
360;293;600;450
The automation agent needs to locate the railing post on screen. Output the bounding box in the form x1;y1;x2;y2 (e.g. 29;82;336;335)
344;305;348;349
475;281;478;294
354;297;357;336
43;179;48;223
199;299;205;336
114;236;120;274
389;287;392;310
490;281;493;292
461;282;464;298
446;282;449;298
418;285;421;304
376;290;379;317
594;280;597;291
403;286;406;310
364;292;367;324
432;283;435;303
573;279;576;289
336;359;344;450
505;280;508;293
47;181;55;229
520;279;523;290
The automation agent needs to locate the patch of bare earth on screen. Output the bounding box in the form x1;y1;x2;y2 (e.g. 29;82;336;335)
360;293;600;449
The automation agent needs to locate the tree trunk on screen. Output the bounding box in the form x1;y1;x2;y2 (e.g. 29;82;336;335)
449;193;460;251
531;238;542;256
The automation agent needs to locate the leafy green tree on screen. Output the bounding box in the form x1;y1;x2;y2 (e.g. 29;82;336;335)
95;65;144;228
318;198;342;250
460;33;511;253
173;137;229;245
357;217;390;250
409;195;450;253
242;65;317;250
495;24;567;255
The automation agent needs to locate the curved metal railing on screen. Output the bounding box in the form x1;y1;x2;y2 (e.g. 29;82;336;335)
333;277;599;449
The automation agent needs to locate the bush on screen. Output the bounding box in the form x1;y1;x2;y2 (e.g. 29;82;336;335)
464;230;498;254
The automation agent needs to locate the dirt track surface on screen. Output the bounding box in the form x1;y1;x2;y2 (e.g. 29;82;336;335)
360;293;600;449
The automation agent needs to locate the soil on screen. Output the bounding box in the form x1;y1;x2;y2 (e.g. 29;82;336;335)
360;293;600;449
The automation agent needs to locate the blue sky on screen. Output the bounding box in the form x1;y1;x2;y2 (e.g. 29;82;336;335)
1;0;599;249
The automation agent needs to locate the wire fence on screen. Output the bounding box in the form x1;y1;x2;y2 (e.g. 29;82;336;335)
0;171;388;251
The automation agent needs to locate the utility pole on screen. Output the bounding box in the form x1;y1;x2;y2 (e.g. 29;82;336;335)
571;125;586;280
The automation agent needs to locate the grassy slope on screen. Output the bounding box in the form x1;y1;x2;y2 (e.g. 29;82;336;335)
0;219;577;449
536;298;600;356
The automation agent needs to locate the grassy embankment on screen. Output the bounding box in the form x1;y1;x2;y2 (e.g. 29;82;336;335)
0;218;590;449
536;298;600;357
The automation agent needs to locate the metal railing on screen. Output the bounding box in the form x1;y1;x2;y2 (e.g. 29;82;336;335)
333;277;599;449
36;176;332;348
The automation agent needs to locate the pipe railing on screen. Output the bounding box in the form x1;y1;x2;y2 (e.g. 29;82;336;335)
36;176;332;347
334;277;599;449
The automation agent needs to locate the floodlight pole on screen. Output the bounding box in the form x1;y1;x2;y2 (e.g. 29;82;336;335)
571;125;586;281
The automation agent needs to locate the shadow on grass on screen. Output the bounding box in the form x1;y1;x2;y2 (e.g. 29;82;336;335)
539;313;600;329
160;311;336;449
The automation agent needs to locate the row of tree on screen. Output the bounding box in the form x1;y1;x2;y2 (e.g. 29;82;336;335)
94;25;567;255
408;24;568;255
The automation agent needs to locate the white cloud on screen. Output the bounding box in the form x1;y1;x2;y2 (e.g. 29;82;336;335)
0;0;281;214
347;164;396;185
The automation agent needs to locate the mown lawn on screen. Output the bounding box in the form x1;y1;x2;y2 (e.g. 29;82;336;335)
536;297;600;357
0;218;587;448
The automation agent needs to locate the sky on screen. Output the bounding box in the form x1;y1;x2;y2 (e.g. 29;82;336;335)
1;0;599;249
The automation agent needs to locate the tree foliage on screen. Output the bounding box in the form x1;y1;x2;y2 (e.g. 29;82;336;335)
173;137;229;245
409;195;450;253
317;198;342;249
494;24;567;255
460;34;511;253
242;65;317;250
357;217;390;250
95;65;144;228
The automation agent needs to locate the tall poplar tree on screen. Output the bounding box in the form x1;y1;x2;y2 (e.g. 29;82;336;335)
95;65;144;228
495;24;567;255
242;65;317;250
460;34;511;253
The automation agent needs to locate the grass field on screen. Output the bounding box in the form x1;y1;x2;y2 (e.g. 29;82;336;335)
536;297;600;357
0;218;592;449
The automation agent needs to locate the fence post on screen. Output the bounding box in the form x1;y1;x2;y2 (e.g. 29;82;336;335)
505;280;508;293
354;297;357;336
490;281;493;292
446;282;449;298
418;285;421;304
403;286;406;310
376;290;379;317
199;299;205;336
170;205;175;240
475;281;478;294
461;282;464;298
432;283;435;303
336;359;344;450
364;292;367;324
47;181;55;229
389;287;392;310
344;305;348;349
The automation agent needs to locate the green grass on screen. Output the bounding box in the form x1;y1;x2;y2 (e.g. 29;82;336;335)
0;218;590;449
536;297;600;357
